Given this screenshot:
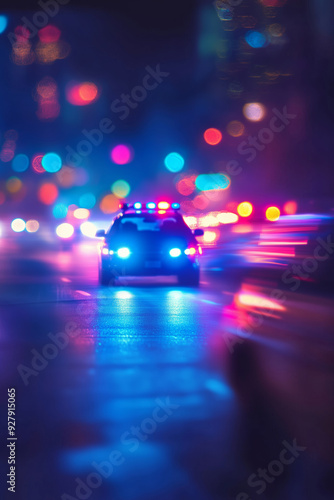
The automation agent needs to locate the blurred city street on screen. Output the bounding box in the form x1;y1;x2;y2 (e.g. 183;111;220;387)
1;237;334;499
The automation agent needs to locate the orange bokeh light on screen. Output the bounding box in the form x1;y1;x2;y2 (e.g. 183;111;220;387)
66;82;98;106
283;200;297;215
99;194;120;214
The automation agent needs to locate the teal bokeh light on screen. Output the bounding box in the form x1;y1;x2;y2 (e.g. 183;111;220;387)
164;152;184;173
42;152;62;173
195;173;231;191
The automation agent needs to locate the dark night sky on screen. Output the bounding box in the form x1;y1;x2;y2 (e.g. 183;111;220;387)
1;0;334;213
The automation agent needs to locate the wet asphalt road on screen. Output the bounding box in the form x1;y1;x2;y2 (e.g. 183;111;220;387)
1;240;334;500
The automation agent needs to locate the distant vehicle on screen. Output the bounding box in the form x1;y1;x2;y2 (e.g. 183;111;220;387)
95;202;204;286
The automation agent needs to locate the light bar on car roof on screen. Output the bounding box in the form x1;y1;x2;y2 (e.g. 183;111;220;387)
119;202;180;212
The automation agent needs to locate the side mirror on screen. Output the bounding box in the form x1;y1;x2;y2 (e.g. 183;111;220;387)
95;229;106;237
194;228;204;237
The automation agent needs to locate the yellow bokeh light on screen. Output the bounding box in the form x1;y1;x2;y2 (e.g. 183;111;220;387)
266;206;280;221
237;202;253;218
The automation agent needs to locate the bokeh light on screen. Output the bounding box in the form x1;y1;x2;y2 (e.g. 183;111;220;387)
6;177;23;194
176;176;196;196
111;180;131;198
164;152;185;172
245;31;267;48
38;183;58;205
56;166;75;187
193;194;209;210
80;221;97;238
0;15;8;34
66;82;99;106
38;25;61;43
12;154;29;172
53;203;68;219
11;218;25;233
56;223;74;239
32;154;45;173
42;152;62;173
100;194;120;214
195;173;230;191
283;200;297;215
110;145;133;165
227;121;245;137
266;206;281;221
243;102;266;122
26;220;39;233
237;202;253;217
79;192;96;208
73;208;90;219
203;230;219;243
203;128;222;145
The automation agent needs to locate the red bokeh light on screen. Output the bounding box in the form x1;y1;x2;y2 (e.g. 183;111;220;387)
66;82;98;106
32;154;45;173
38;183;58;204
204;128;222;146
38;26;61;43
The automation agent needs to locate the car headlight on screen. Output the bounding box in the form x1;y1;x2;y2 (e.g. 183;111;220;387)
117;247;131;259
169;248;181;258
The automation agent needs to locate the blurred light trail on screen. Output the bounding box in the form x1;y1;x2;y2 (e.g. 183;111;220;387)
236;292;286;312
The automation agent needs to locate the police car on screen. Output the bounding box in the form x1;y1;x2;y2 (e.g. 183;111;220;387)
95;201;203;286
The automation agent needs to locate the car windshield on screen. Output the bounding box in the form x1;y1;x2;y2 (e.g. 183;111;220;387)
121;216;178;232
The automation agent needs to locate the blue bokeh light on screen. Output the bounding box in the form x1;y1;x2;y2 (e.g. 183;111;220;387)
42;152;62;173
245;31;267;48
195;173;231;191
0;15;8;34
164;152;185;173
79;193;96;209
12;154;29;172
53;203;68;219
